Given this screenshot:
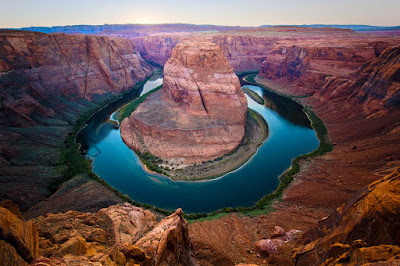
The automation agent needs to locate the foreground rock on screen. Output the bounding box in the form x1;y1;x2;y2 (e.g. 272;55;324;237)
30;203;196;265
0;203;39;265
294;167;400;265
121;40;247;165
135;208;196;265
254;226;302;258
98;202;156;245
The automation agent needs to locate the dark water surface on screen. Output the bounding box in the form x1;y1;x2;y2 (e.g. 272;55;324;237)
77;77;319;213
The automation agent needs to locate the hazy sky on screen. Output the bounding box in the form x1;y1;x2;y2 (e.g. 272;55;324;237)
1;0;399;28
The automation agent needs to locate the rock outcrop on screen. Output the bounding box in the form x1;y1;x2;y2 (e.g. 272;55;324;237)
0;203;39;265
135;208;197;265
303;45;400;117
98;203;156;245
347;45;400;115
30;203;196;265
294;167;400;265
121;41;247;164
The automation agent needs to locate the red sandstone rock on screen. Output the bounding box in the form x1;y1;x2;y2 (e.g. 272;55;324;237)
30;256;66;266
254;239;284;257
121;40;247;164
0;206;39;263
294;167;400;265
135;209;196;265
31;203;195;265
98;203;156;245
271;226;286;238
0;30;152;127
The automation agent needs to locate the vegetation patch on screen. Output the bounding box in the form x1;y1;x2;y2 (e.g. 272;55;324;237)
114;85;162;123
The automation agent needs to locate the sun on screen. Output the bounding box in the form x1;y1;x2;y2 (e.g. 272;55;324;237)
135;17;158;25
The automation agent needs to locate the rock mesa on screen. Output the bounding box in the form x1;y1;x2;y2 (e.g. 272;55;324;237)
121;41;247;164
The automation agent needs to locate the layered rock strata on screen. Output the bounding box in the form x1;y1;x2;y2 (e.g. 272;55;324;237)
0;202;39;265
133;27;400;73
121;41;247;165
0;30;152;127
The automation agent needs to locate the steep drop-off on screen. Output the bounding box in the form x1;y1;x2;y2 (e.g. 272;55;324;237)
0;30;152;213
121;41;247;165
294;167;400;265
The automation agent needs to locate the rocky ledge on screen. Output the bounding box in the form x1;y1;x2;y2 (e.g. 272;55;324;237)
0;201;196;265
121;41;247;165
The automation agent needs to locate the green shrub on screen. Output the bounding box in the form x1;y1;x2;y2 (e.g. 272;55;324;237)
115;85;162;122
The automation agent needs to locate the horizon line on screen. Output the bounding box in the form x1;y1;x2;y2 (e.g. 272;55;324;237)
4;22;400;30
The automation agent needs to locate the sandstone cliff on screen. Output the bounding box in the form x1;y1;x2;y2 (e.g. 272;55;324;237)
121;41;247;165
133;27;399;74
294;167;400;265
345;45;400;116
0;30;152;213
0;30;152;127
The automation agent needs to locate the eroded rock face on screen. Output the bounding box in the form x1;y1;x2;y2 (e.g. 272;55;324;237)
294;167;400;265
0;204;39;265
135;209;197;266
121;41;247;164
31;204;195;265
98;203;156;245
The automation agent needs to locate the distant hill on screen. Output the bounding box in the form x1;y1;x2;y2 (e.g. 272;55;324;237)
12;23;246;35
7;23;400;36
260;24;400;31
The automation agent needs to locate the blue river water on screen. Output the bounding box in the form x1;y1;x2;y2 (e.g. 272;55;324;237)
78;77;319;213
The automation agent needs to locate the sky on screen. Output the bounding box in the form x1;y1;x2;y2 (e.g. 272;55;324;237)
1;0;399;28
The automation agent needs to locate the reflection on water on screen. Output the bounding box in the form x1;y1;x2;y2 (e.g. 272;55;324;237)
242;79;311;128
76;76;319;213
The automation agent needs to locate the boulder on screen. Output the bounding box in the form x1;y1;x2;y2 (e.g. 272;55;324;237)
135;209;197;265
254;239;284;257
58;236;88;256
271;226;286;239
98;203;156;245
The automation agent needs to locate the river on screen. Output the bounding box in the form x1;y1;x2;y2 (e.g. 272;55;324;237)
77;76;319;213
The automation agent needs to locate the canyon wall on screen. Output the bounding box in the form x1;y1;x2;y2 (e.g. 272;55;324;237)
0;30;152;213
133;27;398;75
121;41;247;164
0;30;152;127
